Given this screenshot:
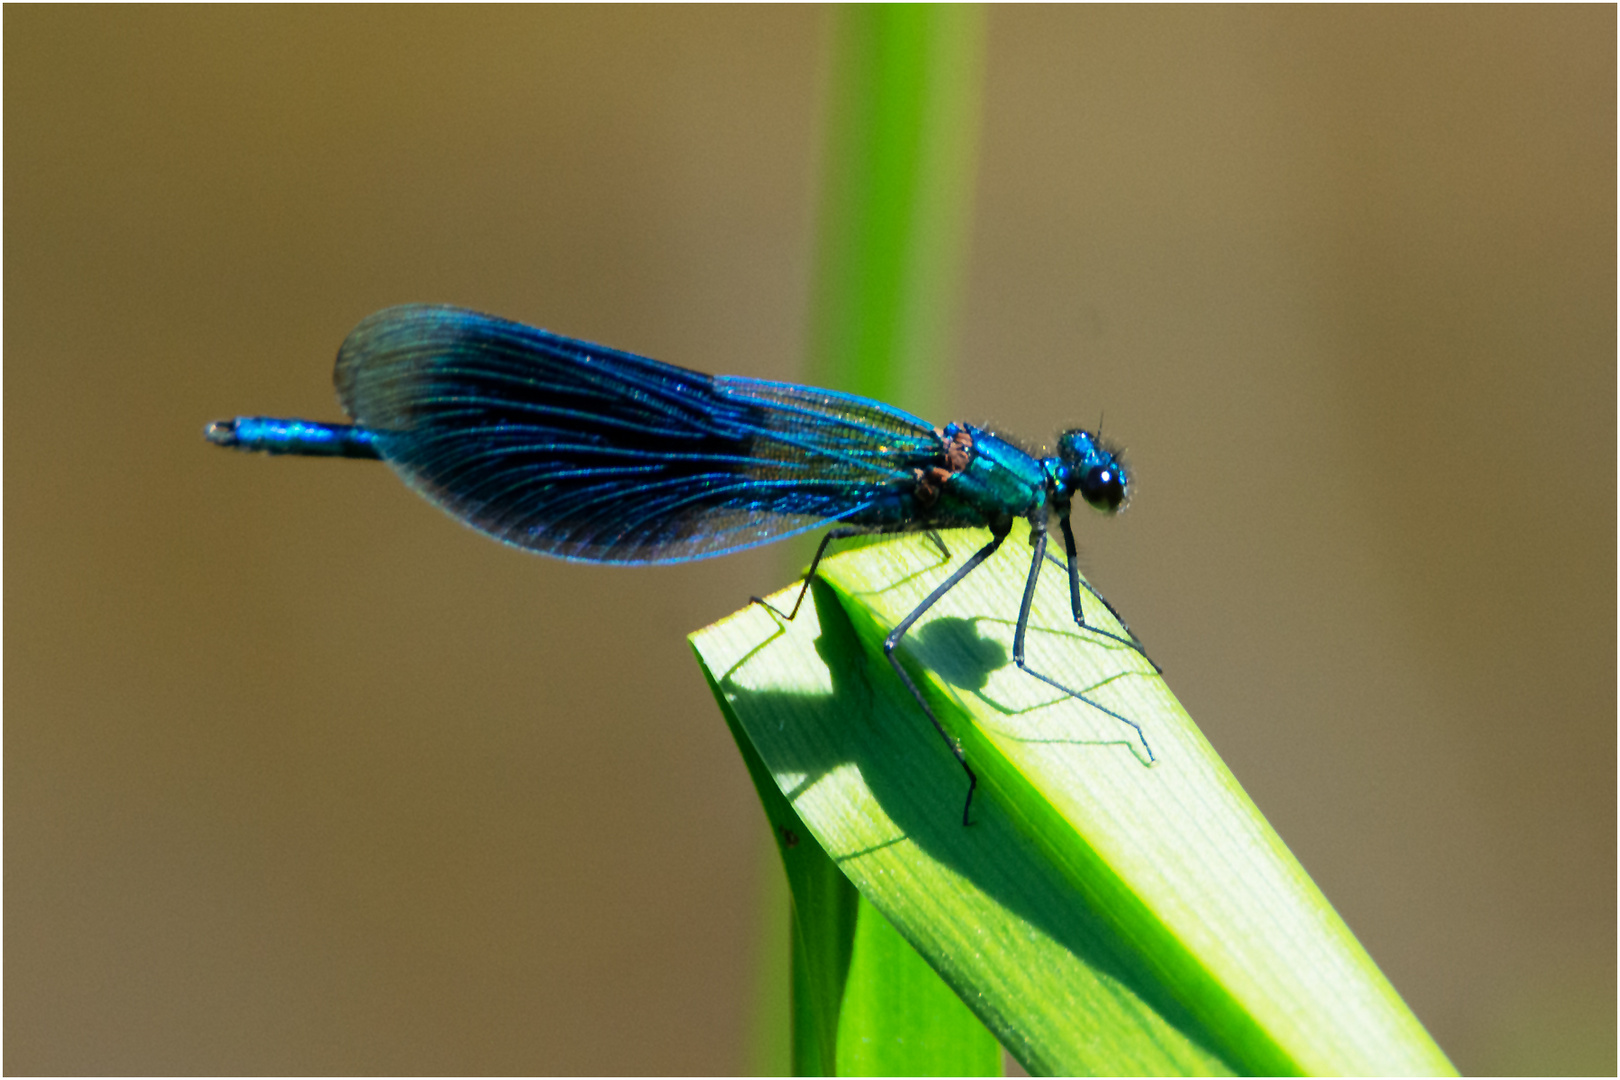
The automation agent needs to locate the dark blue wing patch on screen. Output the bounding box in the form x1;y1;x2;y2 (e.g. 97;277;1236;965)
334;305;942;563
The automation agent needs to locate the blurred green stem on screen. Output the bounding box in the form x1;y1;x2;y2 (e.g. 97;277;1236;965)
806;4;985;418
750;4;990;1076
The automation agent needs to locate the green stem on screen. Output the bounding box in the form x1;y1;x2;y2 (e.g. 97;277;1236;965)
806;3;985;416
768;6;992;1074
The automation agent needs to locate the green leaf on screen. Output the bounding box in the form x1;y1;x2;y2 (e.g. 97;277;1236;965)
836;894;1003;1076
702;612;1000;1076
691;533;1457;1076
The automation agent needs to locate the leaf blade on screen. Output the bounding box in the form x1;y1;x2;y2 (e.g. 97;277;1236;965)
691;533;1456;1076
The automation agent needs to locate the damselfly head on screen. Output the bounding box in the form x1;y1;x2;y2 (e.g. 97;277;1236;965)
1056;429;1128;514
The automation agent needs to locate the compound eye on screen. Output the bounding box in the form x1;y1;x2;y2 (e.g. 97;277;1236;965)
1079;465;1125;512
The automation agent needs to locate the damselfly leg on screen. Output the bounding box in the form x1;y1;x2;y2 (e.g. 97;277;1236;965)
749;528;865;622
881;526;1009;826
1049;517;1162;674
1015;526;1155;766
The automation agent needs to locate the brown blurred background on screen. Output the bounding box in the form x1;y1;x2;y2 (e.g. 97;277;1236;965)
6;7;1613;1075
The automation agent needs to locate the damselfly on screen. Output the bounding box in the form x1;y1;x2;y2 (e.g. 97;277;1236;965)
207;305;1156;823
